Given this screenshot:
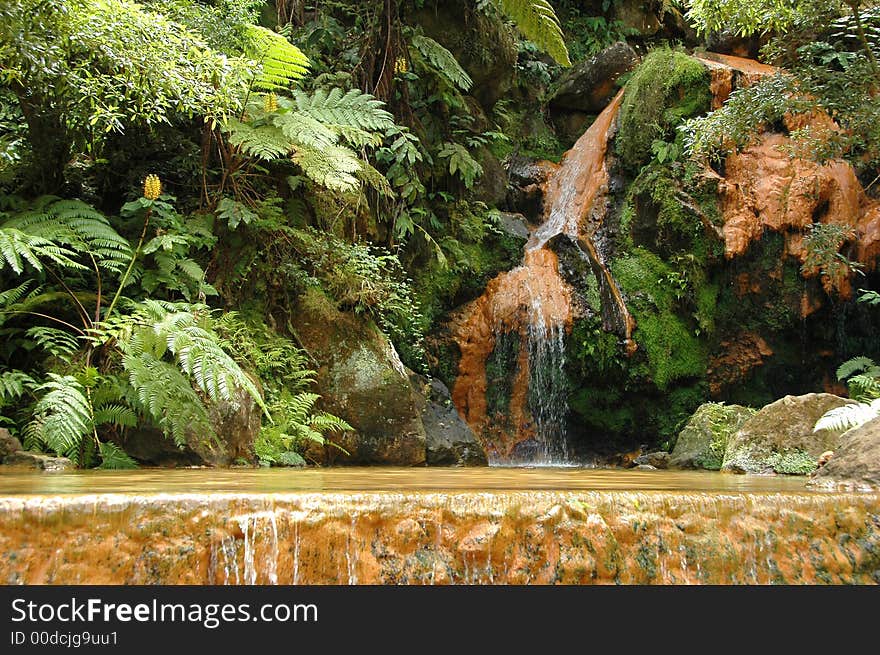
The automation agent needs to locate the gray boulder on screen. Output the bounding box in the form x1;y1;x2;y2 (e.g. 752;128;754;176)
722;393;855;474
410;373;487;466
549;42;639;113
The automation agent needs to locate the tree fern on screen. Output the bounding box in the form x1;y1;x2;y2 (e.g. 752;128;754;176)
225;120;292;160
410;34;473;91
0;227;83;274
490;0;571;66
244;25;310;92
291;143;362;192
97;441;138;469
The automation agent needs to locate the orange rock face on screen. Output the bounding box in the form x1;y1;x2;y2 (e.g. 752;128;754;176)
707;332;774;396
1;491;878;584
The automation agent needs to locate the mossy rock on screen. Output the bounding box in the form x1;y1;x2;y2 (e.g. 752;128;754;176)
291;288;427;465
615;48;711;171
721;393;855;475
670;402;755;470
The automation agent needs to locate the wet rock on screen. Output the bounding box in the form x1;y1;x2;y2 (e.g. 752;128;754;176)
549;42;639;114
722;393;855;474
613;3;661;37
410;373;487;466
470;146;507;207
670;402;755;470
0;429;23;459
493;211;529;241
3;451;72;471
704;29;765;59
635;464;658;471
292;288;426;465
506;156;558;188
809;417;880;490
118;427;204;467
633;451;670;469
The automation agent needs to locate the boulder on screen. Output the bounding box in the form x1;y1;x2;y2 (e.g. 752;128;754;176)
633;451;670;469
410;373;487;466
809;417;880;491
670;402;755;470
493;211;530;241
470;146;508;207
292;289;426;465
549;42;639;113
3;451;73;471
721;393;855;474
118;382;262;467
0;428;23;459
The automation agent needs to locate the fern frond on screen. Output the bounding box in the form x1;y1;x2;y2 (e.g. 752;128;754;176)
245;25;310;92
4;198;130;273
225;120;291;160
357;161;394;197
814;398;880;433
837;356;876;381
438;142;483;188
28;373;92;460
272;110;338;149
410;34;473;91
310;411;353;433
0;228;84;273
490;0;571;66
292;87;396;135
0;369;35;403
292;143;362;192
93;404;138;429
26;326;82;362
97;441;138;469
0;280;34;308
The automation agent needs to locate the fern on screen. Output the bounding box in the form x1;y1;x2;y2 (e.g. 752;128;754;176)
410;34;473;91
97;441;138;469
0;369;35;403
292;143;362;192
491;0;571;66
835;356;880;401
837;356;879;381
25;326;81;362
25;374;92;460
244;25;310;92
438;142;483;188
814;398;880;434
291;88;396;135
0;228;83;274
225;120;291;160
3;197;131;273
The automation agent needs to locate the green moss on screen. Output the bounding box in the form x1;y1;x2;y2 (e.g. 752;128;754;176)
612;248;707;390
616;48;712;171
766;450;818;475
485;330;519;418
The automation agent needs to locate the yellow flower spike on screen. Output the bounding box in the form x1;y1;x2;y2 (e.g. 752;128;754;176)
143;174;162;200
263;93;278;113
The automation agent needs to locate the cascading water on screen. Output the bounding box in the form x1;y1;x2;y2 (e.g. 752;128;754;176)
450;90;630;465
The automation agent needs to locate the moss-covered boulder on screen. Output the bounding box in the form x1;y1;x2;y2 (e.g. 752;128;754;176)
809;416;880;491
670;402;755;470
721;393;854;474
292;289;427;465
0;429;22;460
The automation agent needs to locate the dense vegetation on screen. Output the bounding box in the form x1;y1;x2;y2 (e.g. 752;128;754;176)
1;0;878;467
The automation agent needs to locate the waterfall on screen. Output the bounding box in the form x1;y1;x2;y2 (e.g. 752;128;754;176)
450;90;629;464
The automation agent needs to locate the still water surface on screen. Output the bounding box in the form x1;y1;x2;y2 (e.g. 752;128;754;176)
0;466;822;495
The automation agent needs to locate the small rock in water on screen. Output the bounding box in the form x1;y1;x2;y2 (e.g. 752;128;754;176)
0;429;23;459
817;450;834;467
633;451;670;469
3;451;73;471
635;464;658;471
